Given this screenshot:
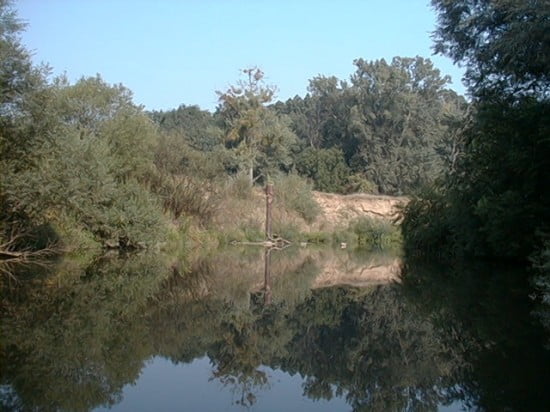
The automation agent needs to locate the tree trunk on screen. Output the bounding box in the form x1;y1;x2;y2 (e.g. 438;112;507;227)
265;183;274;239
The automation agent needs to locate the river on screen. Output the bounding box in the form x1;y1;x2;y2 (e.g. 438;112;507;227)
1;247;549;411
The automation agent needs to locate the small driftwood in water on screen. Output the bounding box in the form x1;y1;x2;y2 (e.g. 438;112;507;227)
231;236;291;250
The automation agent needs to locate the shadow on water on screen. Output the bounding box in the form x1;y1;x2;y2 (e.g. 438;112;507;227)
1;248;549;411
399;258;550;411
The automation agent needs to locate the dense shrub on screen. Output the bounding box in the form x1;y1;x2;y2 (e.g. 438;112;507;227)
224;173;253;200
272;174;320;223
1;75;168;251
344;173;378;194
154;174;219;225
350;217;402;250
295;147;351;193
400;187;453;258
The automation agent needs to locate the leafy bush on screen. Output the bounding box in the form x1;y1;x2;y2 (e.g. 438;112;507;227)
295;147;351;193
153;174;218;225
154;133;235;181
344;173;378;194
272;173;320;223
102;181;165;247
2;86;167;250
224;173;253;200
350;217;401;250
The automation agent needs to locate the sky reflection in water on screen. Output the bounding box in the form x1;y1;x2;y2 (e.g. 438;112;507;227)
1;247;549;411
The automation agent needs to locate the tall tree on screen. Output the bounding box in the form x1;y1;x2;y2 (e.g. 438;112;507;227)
0;0;53;167
307;75;355;156
274;58;466;195
217;68;296;184
271;94;324;149
349;57;465;194
0;0;58;250
402;1;550;262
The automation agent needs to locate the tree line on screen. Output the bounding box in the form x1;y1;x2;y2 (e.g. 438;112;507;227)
151;58;466;195
401;0;550;312
0;0;467;256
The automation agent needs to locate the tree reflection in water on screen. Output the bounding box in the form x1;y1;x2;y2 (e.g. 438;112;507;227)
1;248;548;411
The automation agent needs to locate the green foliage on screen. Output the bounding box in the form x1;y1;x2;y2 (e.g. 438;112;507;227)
271;221;301;241
0;0;52;166
271;173;320;223
432;0;550;97
295;147;351;193
274;57;467;195
151;173;218;224
349;216;402;250
49;213;102;254
0;2;173;254
149;104;223;151
403;0;550;264
532;240;550;341
2;77;167;249
343;172;377;194
401;187;454;258
252;110;298;178
348;56;466;195
154;131;235;181
240;221;264;241
224;172;253;200
103;181;165;246
217;68;298;184
4;131;164;248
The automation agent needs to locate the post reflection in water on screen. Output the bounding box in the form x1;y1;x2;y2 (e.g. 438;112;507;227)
263;247;272;306
0;248;549;411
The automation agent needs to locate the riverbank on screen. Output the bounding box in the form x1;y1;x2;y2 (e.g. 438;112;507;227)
186;186;408;250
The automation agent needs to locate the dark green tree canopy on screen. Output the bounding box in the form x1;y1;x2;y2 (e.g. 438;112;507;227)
274;56;466;195
295;147;351;193
432;0;550;98
149;104;223;152
403;0;550;268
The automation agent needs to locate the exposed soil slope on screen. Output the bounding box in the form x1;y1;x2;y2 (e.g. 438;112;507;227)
312;192;407;230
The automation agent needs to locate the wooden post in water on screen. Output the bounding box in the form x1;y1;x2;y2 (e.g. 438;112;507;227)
265;182;274;240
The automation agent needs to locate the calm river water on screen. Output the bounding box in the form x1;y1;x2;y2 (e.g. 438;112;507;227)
1;247;549;411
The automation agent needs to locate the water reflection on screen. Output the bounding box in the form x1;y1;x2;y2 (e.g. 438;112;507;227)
400;259;550;411
1;248;549;411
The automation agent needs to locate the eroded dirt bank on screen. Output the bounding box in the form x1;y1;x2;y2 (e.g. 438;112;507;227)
312;192;408;230
209;189;408;238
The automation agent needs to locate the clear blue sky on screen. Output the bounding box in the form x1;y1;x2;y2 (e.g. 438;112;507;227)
16;0;465;112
